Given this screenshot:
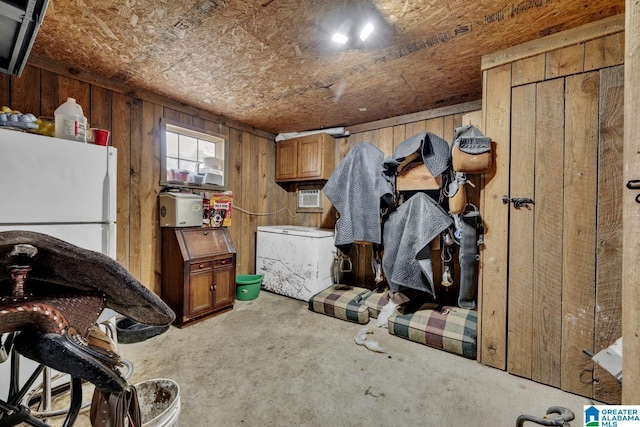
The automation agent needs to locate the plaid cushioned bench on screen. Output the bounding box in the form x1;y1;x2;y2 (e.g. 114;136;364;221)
308;284;370;324
388;305;477;359
362;289;390;319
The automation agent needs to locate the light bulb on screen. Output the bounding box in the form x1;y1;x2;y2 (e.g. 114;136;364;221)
332;33;349;44
360;23;374;41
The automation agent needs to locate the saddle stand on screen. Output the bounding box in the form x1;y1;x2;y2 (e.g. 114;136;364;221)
0;230;175;426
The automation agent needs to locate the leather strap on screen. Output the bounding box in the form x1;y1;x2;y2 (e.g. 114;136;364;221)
458;210;480;309
90;386;141;427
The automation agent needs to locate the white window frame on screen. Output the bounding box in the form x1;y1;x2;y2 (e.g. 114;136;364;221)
159;118;229;190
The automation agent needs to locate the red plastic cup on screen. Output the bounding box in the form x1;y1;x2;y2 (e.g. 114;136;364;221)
91;128;110;146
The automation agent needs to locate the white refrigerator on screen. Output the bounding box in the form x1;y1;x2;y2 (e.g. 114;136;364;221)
0;128;117;255
0;127;117;400
256;225;336;302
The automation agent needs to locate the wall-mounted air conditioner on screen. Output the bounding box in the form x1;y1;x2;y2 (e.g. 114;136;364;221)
298;189;321;209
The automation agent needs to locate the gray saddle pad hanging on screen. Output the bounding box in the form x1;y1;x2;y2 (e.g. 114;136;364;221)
382;193;453;298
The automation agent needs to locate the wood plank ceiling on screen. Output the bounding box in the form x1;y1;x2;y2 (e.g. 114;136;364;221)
30;0;624;135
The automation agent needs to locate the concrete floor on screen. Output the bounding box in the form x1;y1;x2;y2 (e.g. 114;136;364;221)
57;291;597;426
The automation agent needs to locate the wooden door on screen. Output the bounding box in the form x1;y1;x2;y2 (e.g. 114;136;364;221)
506;66;623;403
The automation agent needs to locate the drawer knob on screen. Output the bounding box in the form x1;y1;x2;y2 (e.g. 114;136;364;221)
199;264;205;269
210;284;216;291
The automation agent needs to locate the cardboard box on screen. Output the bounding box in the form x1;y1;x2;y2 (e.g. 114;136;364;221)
209;192;233;227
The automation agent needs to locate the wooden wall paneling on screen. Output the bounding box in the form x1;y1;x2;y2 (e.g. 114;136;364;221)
405;120;426;139
360;130;379;149
392;124;406;151
585;32;625;72
239;131;255;274
112;92;132;270
39;69;58;117
337;136;353;166
545;44;585;80
481;15;624;72
140;101;163;293
623;0;640;402
348;101;482;135
0;72;10;108
226;128;244;269
594;65;624;403
204;119;223;136
163;107;192;126
191;116;206;130
531;77;564;387
27;53;274;140
561;72;599;398
425;117;444;139
506;83;536;379
377;126;394;157
256;134;270;231
512;53;546;87
480;63;512;369
285;186;298;227
90;85;113;132
128;97;144;281
11;65;41;116
443;115;455;145
263;136;277;229
57;75;91;126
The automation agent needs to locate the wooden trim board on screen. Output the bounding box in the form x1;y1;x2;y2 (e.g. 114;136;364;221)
482;14;624;71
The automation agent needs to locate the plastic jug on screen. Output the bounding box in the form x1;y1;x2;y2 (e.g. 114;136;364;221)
54;97;87;142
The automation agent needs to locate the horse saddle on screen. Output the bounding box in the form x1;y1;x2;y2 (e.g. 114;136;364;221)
0;230;175;393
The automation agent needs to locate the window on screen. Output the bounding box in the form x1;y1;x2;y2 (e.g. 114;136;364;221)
160;119;228;189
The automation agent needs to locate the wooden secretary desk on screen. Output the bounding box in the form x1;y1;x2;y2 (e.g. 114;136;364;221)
161;227;237;327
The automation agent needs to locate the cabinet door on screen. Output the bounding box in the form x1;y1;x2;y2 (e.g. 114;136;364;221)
180;228;234;258
188;268;214;317
276;140;297;180
212;262;234;310
297;135;323;179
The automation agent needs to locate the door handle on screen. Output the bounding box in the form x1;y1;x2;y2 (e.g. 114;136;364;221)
625;180;640;203
502;195;534;209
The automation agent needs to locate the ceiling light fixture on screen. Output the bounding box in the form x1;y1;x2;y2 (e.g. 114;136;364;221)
359;23;374;41
320;3;393;53
332;32;349;44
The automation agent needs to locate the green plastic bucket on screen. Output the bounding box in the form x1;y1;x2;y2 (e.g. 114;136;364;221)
236;274;263;300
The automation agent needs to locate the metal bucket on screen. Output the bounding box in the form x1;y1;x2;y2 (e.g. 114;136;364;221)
135;378;181;427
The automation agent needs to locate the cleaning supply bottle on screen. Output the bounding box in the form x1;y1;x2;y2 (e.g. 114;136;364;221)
54;97;87;142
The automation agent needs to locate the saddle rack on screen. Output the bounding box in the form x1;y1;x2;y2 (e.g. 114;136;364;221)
0;230;175;426
0;336;83;427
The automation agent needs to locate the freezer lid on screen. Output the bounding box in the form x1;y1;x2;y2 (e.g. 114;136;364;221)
257;225;334;238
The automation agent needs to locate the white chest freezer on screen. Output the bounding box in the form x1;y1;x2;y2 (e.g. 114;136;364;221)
256;225;336;301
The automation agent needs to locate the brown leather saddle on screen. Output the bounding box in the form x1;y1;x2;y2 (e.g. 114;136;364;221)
0;230;175;395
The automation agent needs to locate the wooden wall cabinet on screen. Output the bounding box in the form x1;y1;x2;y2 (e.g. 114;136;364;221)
275;133;335;182
161;227;236;327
